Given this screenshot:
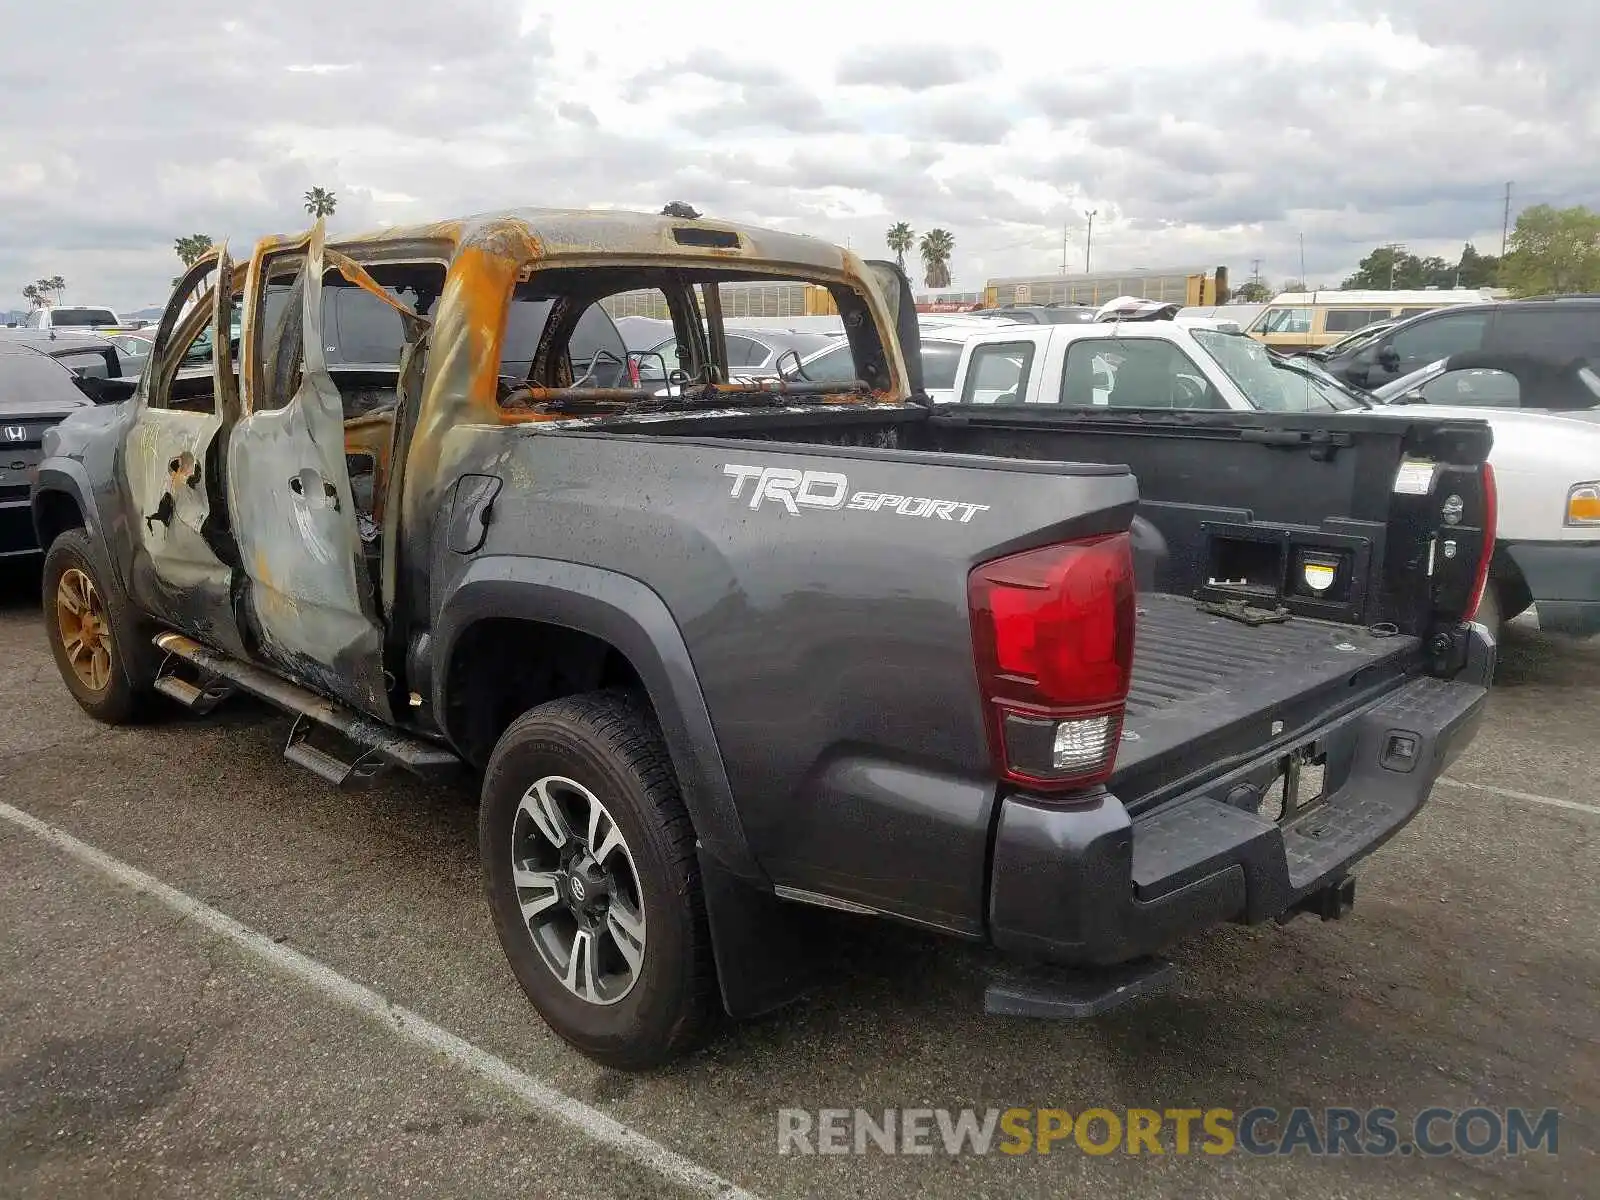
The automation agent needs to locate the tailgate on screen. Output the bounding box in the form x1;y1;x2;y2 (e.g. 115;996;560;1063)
1111;594;1420;810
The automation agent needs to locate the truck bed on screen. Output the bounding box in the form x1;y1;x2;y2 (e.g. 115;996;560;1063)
1112;594;1421;809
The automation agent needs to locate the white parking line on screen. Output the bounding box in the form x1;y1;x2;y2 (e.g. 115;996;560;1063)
0;800;761;1200
1436;777;1600;817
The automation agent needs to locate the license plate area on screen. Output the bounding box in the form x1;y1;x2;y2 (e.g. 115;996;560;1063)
1256;746;1329;824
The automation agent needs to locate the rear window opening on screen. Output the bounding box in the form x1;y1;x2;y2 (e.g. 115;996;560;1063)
495;267;892;417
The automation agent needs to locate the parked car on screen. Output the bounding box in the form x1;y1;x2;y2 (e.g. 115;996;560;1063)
1316;296;1600;393
1298;317;1401;362
18;305;126;333
1;341;100;555
33;211;1493;1070
620;316;838;383
1245;289;1497;355
1366;350;1600;638
925;315;1367;412
0;329;136;380
106;332;154;378
988;304;1098;324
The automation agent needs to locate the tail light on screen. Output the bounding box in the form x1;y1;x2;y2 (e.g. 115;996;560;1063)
1465;462;1497;621
968;533;1136;794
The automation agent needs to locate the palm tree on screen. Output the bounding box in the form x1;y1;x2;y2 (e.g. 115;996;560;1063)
918;228;954;290
22;283;41;309
47;275;66;303
174;234;213;267
885;222;914;271
303;186;338;219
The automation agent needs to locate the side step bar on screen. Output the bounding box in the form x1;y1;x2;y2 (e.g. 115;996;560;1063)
153;632;463;786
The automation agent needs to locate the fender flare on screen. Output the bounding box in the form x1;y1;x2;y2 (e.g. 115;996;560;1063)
432;556;764;885
32;460;106;550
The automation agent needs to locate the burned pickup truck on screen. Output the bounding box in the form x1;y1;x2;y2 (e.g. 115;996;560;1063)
34;209;1494;1068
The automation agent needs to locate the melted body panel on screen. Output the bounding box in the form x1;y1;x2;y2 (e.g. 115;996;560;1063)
227;222;393;719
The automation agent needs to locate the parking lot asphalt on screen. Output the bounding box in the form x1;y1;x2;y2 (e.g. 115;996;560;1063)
1;561;1595;1199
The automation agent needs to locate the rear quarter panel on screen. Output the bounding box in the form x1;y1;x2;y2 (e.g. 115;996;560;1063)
433;426;1138;931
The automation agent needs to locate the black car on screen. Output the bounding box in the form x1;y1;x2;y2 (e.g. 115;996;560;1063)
1317;297;1600;391
0;341;100;556
0;329;137;384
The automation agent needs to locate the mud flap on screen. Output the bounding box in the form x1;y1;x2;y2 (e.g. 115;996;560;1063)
697;846;822;1019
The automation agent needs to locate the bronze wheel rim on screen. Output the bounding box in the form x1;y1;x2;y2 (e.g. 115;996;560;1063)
56;567;114;693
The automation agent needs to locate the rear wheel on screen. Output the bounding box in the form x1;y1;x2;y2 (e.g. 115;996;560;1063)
42;528;153;724
480;691;716;1069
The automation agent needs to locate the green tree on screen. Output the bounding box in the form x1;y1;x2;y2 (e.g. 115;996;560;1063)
660;200;701;219
46;275;65;302
303;186;338;219
1454;242;1500;288
1279;278;1307;293
22;283;42;309
174;234;214;267
918;228;954;289
1232;280;1272;302
1342;245;1427;290
1499;205;1600;296
885;221;914;271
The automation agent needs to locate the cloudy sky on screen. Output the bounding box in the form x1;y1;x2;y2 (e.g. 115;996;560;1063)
3;0;1596;312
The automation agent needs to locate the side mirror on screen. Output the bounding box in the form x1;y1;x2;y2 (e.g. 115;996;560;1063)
1377;345;1401;373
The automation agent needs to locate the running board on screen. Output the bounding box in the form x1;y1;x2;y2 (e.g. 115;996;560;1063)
152;632;464;785
984;957;1175;1020
153;659;236;714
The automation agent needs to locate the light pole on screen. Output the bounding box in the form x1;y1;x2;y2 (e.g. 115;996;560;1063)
1083;209;1097;275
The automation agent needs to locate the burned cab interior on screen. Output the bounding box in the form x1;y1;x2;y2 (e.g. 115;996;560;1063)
497;266;896;417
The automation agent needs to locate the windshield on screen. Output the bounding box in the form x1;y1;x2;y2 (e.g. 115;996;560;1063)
1192;329;1366;412
49;309;117;327
1311;322;1393;359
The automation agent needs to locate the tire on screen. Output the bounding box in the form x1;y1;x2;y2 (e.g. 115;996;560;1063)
42;528;154;724
480;690;717;1069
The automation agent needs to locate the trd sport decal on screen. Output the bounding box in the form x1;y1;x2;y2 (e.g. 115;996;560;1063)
721;464;991;522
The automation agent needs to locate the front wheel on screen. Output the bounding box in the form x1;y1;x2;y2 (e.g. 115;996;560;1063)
480;690;717;1070
42;528;153;724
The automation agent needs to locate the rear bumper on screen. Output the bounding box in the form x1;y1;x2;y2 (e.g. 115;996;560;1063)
1505;541;1600;637
988;648;1490;967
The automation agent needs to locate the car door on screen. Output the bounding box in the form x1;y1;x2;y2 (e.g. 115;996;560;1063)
1359;309;1493;387
225;222;400;721
123;250;250;658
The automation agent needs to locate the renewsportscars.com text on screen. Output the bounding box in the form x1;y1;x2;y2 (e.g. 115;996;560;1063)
776;1106;1561;1157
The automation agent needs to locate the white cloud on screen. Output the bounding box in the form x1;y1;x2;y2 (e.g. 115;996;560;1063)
2;0;1597;311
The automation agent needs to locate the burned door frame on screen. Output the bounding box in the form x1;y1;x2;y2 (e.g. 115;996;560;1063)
122;248;250;658
225;221;430;721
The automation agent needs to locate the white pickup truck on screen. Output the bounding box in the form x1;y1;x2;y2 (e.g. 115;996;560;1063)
933;319;1598;639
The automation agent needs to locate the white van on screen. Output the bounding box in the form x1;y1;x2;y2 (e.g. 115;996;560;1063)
1246;289;1497;354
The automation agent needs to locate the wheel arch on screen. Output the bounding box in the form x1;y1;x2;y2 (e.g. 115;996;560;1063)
433;556;763;887
32;462;102;552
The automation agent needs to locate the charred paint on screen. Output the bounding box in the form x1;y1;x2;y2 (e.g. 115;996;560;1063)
120;205;910;727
